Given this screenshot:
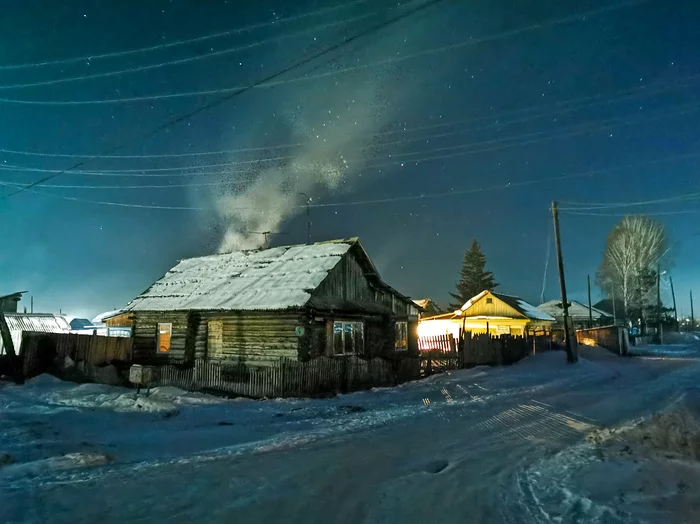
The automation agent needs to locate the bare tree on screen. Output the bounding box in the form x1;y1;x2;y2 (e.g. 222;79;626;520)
597;215;667;324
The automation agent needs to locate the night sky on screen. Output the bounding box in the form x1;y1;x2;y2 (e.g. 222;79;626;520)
1;0;699;320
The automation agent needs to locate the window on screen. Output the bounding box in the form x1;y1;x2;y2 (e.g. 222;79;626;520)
332;321;364;355
395;321;408;350
486;298;493;304
207;320;223;358
157;323;172;353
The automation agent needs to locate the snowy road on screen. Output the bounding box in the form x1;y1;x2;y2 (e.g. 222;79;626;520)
2;344;700;523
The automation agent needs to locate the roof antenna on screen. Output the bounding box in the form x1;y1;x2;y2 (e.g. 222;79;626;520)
299;192;312;244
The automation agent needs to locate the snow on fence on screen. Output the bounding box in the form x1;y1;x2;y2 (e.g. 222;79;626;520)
21;331;132;378
154;356;422;398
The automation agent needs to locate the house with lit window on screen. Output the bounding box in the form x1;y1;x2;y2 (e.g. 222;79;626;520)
105;238;419;366
418;290;554;340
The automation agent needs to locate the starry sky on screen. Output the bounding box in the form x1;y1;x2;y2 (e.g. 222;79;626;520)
1;0;699;320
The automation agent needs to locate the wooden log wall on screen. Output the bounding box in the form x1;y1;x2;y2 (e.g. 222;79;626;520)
131;311;190;363
195;311;303;367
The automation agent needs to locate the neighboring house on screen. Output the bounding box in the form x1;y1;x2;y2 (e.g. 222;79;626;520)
413;298;442;318
593;299;624;323
106;238;419;366
538;299;612;328
0;313;71;356
418;290;554;340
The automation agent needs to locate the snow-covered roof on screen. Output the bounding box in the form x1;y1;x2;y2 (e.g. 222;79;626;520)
0;313;71;355
123;240;358;312
458;291;555;322
537;299;610;320
92;309;124;324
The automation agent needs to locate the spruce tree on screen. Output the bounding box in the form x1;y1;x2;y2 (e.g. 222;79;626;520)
449;239;498;309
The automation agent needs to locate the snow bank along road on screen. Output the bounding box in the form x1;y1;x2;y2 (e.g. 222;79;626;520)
2;342;700;523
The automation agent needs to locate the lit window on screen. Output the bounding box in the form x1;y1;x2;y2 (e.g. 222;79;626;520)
332;321;364;355
157;323;172;353
395;321;408;350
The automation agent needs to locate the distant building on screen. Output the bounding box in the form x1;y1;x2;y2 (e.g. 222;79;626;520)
106;238;419;366
0;313;71;356
1;291;27;313
69;318;93;330
412;298;442;318
418;290;554;339
538;299;612;328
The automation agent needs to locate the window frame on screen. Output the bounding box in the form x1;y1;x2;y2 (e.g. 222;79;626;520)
394;320;408;351
157;323;172;353
332;320;364;356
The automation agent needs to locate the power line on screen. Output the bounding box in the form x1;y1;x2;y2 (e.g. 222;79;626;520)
2;72;698;161
561;209;700;217
7;147;700;210
558;192;700;211
1;0;448;200
0;0;372;70
4;99;699;182
0;7;392;91
0;0;650;106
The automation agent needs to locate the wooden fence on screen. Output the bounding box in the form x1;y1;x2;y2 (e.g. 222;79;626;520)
154;356;422;398
21;332;132;378
417;332;550;369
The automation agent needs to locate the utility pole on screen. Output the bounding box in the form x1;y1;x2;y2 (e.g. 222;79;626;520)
691;290;695;332
669;275;679;333
656;264;662;343
551;201;577;363
299;192;312;244
587;274;593;328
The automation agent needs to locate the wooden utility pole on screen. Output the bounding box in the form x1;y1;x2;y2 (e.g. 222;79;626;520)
691;290;695;332
551;202;577;363
669;275;679;332
587;274;593;328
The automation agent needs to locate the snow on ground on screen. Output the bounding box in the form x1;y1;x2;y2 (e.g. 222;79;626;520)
2;344;700;523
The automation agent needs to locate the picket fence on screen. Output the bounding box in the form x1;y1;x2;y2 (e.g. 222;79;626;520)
155;356;421;398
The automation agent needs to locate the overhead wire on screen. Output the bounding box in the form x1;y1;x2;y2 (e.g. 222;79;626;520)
0;0;373;70
0;0;448;199
0;6;396;90
2;71;699;161
7;148;700;210
0;0;651;106
3;98;700;183
558;192;700;211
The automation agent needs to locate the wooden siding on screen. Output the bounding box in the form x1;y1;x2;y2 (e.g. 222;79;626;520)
313;249;374;302
463;292;525;319
194;311;303;367
105;312;134;328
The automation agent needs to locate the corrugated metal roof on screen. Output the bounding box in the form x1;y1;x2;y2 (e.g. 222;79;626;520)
124;240;355;312
0;313;71;355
